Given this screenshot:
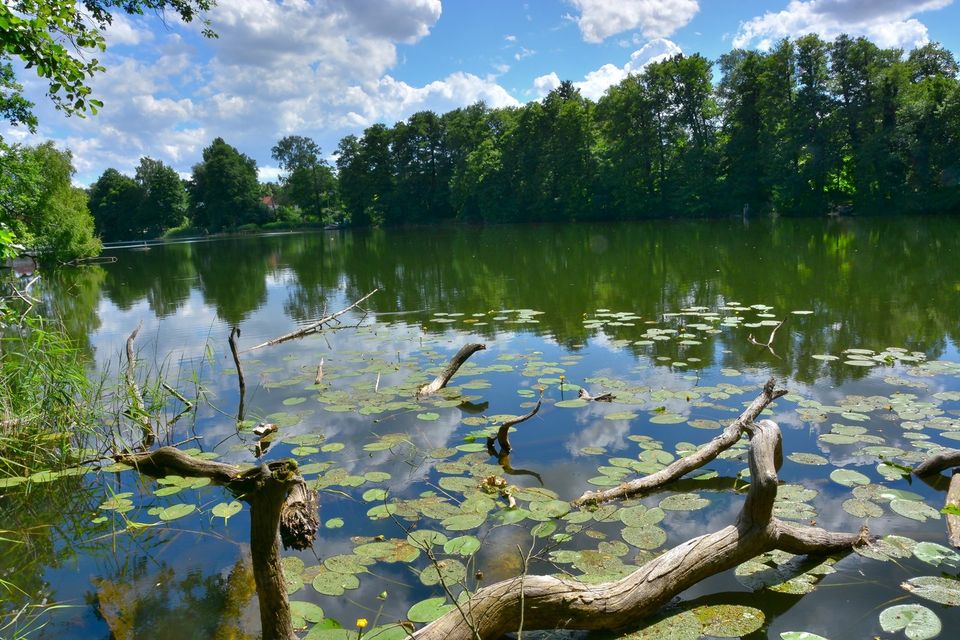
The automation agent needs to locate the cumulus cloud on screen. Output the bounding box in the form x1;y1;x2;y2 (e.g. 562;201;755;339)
569;0;699;43
535;38;682;100
733;0;954;50
14;0;523;184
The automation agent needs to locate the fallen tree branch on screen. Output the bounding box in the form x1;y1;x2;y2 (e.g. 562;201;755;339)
748;319;785;358
914;449;960;547
574;378;787;506
487;395;542;454
914;448;960;477
412;419;866;640
246;289;378;351
417;343;486;397
116;447;318;640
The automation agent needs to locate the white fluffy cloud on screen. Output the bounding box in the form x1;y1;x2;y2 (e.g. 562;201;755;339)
535;38;682;100
734;0;954;50
19;0;525;183
569;0;699;43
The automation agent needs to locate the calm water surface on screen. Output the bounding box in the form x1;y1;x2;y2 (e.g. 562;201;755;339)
4;218;960;639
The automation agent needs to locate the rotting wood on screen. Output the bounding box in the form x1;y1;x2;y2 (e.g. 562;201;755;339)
125;322;154;448
574;378;787;506
411;419;867;640
246;289;378;351
417;343;486;397
115;446;317;640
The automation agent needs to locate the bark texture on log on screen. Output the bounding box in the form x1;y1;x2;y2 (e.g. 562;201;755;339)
947;474;960;548
115;447;317;640
574;378;787;506
411;419;866;640
417;343;486;397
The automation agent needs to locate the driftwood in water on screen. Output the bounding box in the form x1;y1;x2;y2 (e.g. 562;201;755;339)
748;319;785;358
417;343;486;397
229;326;246;422
915;449;960;547
486;396;542;454
125;322;154;448
246;289;378;351
914;448;960;477
116;447;318;640
578;388;615;402
574;378;787;506
411;418;867;640
947;474;960;548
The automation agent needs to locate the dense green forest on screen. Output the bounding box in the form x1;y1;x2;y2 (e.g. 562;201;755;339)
5;33;960;253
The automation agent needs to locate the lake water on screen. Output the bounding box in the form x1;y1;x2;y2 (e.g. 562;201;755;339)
4;217;960;639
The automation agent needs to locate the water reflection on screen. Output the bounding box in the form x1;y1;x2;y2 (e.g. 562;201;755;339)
40;218;960;385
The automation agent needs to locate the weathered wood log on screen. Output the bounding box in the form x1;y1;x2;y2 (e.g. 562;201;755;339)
246;289;378;351
914;448;960;477
574;378;787;506
417;343;486;397
946;473;960;548
411;419;866;640
116;447;318;640
914;450;960;548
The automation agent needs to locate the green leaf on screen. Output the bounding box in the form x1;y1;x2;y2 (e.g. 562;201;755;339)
211;501;242;522
902;576;960;606
159;503;196;521
407;597;454;623
879;604;941;640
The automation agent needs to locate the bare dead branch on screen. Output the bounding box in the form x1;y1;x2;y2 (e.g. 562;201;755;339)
574;378;788;505
417;343;486;397
411;419;865;640
245;289;378;351
748;319;785;358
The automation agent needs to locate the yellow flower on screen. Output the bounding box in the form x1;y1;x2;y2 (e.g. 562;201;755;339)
356;618;369;630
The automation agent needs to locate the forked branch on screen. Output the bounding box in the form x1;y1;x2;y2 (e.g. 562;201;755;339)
574;378;787;506
411;418;866;640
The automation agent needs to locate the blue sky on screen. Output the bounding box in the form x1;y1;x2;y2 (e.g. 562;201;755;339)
5;0;960;185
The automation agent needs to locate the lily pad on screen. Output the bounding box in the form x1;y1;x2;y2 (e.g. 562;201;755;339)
211;501;243;522
659;493;710;511
407;597;455;623
159;503;196;521
691;604;764;637
829;468;870;487
879;604;941;640
902;576;960;606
